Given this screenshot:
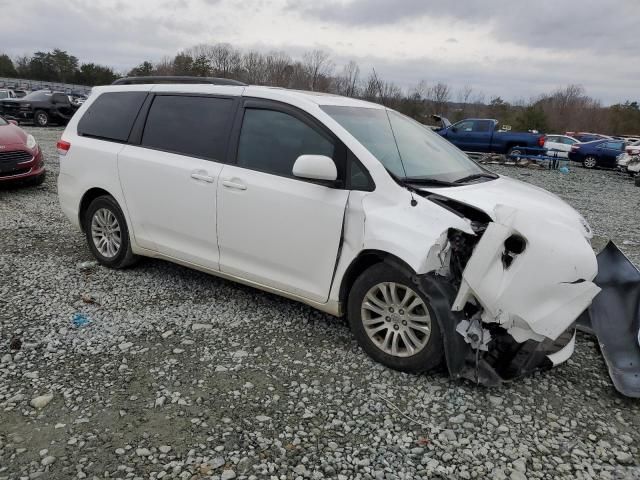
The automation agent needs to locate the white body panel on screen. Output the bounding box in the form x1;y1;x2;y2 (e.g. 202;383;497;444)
118;145;223;270
217;164;349;303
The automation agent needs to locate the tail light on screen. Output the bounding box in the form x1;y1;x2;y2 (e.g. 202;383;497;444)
57;140;71;155
538;136;545;147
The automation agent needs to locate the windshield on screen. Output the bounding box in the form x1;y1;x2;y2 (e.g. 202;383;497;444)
321;105;486;183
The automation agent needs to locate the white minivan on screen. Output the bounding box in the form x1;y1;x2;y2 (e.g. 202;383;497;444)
57;77;600;386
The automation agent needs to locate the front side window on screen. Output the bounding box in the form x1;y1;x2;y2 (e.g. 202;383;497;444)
322;106;485;183
455;120;474;132
142;95;234;160
237;108;335;177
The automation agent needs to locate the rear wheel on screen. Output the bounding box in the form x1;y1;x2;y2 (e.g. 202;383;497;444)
583;156;597;169
33;110;49;127
84;195;138;269
347;263;444;373
635;175;640;187
507;147;523;160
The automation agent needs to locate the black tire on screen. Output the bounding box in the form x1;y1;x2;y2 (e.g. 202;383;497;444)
635;175;640;187
347;263;445;373
33;110;49;127
26;171;46;187
83;195;139;269
583;156;598;169
507;146;523;160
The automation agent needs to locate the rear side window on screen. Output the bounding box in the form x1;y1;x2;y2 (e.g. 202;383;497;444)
78;92;147;142
475;120;493;132
141;95;234;161
237;108;334;177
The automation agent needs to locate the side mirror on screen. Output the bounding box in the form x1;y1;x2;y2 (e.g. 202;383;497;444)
7;119;18;126
292;155;337;182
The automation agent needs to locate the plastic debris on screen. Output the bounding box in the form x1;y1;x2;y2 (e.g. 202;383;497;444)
72;313;91;328
78;261;98;271
559;166;570;174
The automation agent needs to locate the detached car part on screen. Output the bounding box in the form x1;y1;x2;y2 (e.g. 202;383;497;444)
578;242;640;398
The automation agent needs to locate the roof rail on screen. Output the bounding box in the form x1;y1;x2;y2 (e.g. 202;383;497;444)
112;76;247;86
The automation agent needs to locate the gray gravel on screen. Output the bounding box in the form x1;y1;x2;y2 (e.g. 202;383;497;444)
1;127;639;480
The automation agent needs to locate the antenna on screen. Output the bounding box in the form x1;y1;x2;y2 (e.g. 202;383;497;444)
371;68;386;107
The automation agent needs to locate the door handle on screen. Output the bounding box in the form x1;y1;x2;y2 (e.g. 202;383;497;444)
191;172;215;183
222;180;247;191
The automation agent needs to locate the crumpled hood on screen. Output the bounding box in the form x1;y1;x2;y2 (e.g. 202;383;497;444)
419;175;590;238
0;124;28;147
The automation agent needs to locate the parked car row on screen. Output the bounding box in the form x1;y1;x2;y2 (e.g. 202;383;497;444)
0;89;87;127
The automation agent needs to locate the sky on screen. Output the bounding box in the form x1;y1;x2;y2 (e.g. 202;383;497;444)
2;0;639;104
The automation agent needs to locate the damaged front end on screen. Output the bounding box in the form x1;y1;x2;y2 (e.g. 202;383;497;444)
421;199;601;386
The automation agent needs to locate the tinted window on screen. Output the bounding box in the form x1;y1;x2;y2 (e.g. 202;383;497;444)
22;91;52;101
237;109;334;177
348;153;373;191
456;121;474;132
78;92;147;142
52;93;69;104
142;95;234;160
475;120;493;132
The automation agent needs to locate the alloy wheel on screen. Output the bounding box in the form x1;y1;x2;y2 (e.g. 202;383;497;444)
36;113;48;126
361;282;432;358
584;156;597;168
91;208;122;258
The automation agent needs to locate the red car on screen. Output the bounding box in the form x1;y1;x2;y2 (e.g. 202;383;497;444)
0;116;45;185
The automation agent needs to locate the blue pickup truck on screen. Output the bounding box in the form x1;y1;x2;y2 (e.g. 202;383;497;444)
433;116;545;155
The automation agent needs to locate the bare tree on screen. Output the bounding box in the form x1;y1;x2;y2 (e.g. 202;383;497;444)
334;61;360;97
241;50;266;84
456;85;473;119
425;82;451;116
302;50;333;91
264;51;293;87
205;43;242;78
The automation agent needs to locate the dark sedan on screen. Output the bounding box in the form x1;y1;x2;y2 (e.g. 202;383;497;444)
568;139;625;169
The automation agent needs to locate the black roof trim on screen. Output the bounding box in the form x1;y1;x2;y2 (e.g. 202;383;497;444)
112;76;247;86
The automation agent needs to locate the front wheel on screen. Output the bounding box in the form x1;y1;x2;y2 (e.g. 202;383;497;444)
583;156;598;169
33;110;49;127
347;263;444;373
84;195;139;268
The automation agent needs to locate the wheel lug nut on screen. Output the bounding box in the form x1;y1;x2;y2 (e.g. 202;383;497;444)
399;309;404;315
393;324;399;330
385;316;391;321
402;320;407;326
389;307;394;313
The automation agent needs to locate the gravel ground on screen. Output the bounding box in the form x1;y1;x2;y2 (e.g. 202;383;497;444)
1;127;639;480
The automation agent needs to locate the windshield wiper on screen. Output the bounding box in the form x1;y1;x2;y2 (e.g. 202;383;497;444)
454;172;498;184
403;177;458;187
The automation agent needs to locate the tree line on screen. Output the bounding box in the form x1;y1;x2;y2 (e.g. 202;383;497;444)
1;46;639;135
